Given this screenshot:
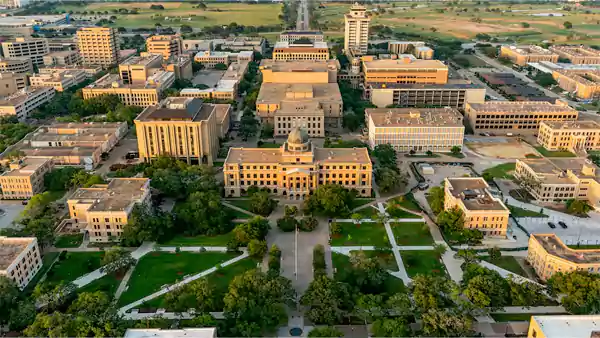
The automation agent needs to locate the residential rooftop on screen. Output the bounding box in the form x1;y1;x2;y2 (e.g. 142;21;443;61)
533;234;600;264
530;315;600;338
69;178;150;213
446;177;508;211
366;107;463;128
0;237;36;270
467;100;576;113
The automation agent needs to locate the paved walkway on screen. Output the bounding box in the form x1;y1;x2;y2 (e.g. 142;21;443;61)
115;265;136;300
478;260;541;287
494;306;566;314
123;311;224;320
378;203;411;284
221;201;256;217
118;251;249;314
156;247;228;252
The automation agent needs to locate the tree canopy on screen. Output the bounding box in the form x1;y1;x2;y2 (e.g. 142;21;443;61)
303;184;356;217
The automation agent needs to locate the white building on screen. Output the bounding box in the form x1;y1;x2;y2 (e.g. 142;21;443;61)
344;2;370;55
528;315;600;338
0;237;42;289
0;86;55;121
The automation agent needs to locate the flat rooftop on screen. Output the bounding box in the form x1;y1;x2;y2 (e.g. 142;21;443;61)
389;41;426;45
69;178;149;212
366;107;463;128
120;54;162;66
1;158;51;177
533;234;600;264
124;328;217;338
363;58;447;71
542;120;600;130
22;146;98;157
136;97;216;122
504;45;556;56
47;122;125;130
281;30;323;35
554;69;600;86
0;237;35;270
0;87;51;106
550;45;600;58
0;15;66;26
467;100;576;114
447;177;508;211
369;82;481;90
45;50;78;57
259;59;338;72
225;146;370;164
86;71;173;90
257;83;341;104
531;315;600;338
274;41;328;49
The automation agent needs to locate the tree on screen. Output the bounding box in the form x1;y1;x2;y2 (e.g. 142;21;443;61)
375;167;407;193
411;275;457;313
67;291;111;319
308;326;343;337
346;251;387;293
249;190;278;216
284;205;298;217
433;243;447;258
164;278;218;313
462;268;510;309
248;239;267;259
180;24;193;33
232;216;270;246
564;21;573;29
299;216;318;232
239;109;259;140
372;144;397;169
101;247;136;274
24;312;75;337
450;146;462;156
421;309;474;337
488;246;501;261
371;317;412;337
301;275;352;325
547;271;600;314
9;300;36;331
303;184;356;217
428;186;445;214
214;63;228;70
533;72;557;87
566;199;592;216
44;167;81;191
0;276;19;325
121;204;175;246
276;216;297;232
175;191;233;236
521;22;530;28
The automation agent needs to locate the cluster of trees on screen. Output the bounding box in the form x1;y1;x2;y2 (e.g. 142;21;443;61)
428;186;483;245
532;72;558;88
303;184;357;218
45;167;104;192
231;216;269;257
276;205;319;232
547;270;600;314
0;117;34;153
197;22;282;37
565;199;592;216
279;1;298;29
247;187;278;216
339;81;376;132
372;144;407;194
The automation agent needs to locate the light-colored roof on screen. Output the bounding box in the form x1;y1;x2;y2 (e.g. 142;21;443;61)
120;53;162;66
69;178;149;212
0;15;66;27
0;237;36;270
550;45;600;58
553;69;600;86
446;177;508;211
0;87;52;106
366;107;463;128
467;100;577;114
257;83;341;104
363;58;447;71
259;59;338;72
503;45;556;56
0;158;51;177
274;41;328;49
531;315;600;338
224;145;371;165
86;71;173;90
124;328;216;338
541;120;600;130
532;234;600;264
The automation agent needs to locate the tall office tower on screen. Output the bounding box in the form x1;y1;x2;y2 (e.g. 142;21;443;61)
344;2;370;55
76;27;119;67
1;37;49;65
146;35;182;60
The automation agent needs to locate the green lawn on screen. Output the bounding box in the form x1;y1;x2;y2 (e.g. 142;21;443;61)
160;232;234;247
45;190;66;203
224;205;252;220
354;205;380;219
358;250;399;272
390;222;434;246
535;146;576;158
352;199;375;209
386;207;422;219
508;205;547;218
482;163;516;179
46;252;105;284
401;251;446;277
332;252;405;294
481;256;527;276
77;273;121;298
24;251;60;293
258;142;281;148
118;252;239;306
213;161;224;167
54;234;84;248
224;199;254;213
388;193;422;212
330;222;390;247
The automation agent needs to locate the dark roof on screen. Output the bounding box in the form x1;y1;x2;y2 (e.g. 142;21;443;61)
144;98;212;121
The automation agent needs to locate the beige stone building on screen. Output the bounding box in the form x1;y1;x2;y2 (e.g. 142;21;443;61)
368;82;486;109
344;2;370;55
135;97;224;165
366;107;464;153
549;45;600;65
388;41;434;60
1;37;49;65
0;157;53;199
260;59;338;84
193;50;253;68
0;57;33;74
552;69;600;100
515;158;600;207
527;234;600;281
30;69;87;92
38;66;102;78
273;41;329;61
76;27;119;67
224;128;372;199
47;37;77;53
218;37;266;55
181;60;248;101
0;72;27;96
0;237;42;289
537;120;600;153
164;55;193;80
444;177;510;237
146;35;182;60
67;178;151;242
42;50;81;67
464;100;578;134
279;31;324;43
528;315;600;338
363;56;448;87
0;86;55;121
499;45;559;66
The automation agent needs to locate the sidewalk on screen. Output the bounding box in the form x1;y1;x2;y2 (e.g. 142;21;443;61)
378;203;411;284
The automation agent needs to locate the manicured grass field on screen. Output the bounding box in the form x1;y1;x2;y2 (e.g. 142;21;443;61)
508;205;547;218
118;252;239;306
354;205;380;219
401;251;446;277
224;205;252;220
453;54;491;68
482;163;516;179
386;207;422;219
535;146;576;158
332;252;405;294
481;256;527;276
568;244;600;249
390;222;434;246
224;199;254;213
78;273;121;298
330;222;390;247
352;199;375;209
160;232;234;247
24;251;60;293
54;234;84;248
388;193;422;212
45;252;105;284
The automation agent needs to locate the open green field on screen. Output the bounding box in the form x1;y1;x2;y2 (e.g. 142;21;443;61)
481;256;527;276
45;252;105;284
54;234;84;248
391;222;434;246
160;232;234;247
483;163;516;179
401;251;446;277
508;205;547;218
330;222;390;247
78;273;121;298
535;146;576;158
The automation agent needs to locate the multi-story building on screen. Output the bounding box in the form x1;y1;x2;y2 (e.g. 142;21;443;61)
260;59;338;84
146;35;182;60
537;120;600;153
0;87;54;121
0;158;53;200
444;177;510;237
224;128;372;199
0;72;27;96
117;53;163;84
181;60;248;101
527;234;600;281
344;2;370;55
366;107;464;153
279;31;324;43
527;315;600;338
181;39;212;54
218;37;265;55
47;37;77;52
552;69;600;100
0;57;33;74
500;45;559;66
464;100;578;134
30;69;87;92
0;237;42;289
388;41;434;60
42;50;81;67
363;56;448;87
1;37;49;65
38;66;101;78
549;45;600;65
135;97;224;165
67;178;151;242
273;41;329;61
193;50;253;68
368;82;485;109
164;55;193;80
76;27;119;67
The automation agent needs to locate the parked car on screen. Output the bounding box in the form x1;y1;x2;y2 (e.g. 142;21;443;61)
559;221;568;229
548;222;557;229
418;182;429;190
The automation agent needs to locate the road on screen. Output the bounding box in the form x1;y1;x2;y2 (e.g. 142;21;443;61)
296;0;309;30
456;67;506;101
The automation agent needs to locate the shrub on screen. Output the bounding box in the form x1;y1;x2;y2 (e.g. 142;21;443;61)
268;245;281;277
313;244;326;278
299;216;318;232
248;239;267;259
277;216;297;232
330;221;341;235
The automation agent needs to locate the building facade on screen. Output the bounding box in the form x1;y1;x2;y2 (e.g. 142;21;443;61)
549;45;600;65
0;57;33;74
273;41;329;61
0;72;27;96
76;27;119;67
500;45;559;66
1;37;49;65
0;87;55;121
344;2;370;55
146;35;182;60
43;50;81;67
368;82;486;109
444;177;510;237
527;234;600;281
193;50;253;68
552;69;600;100
0;237;42;289
67;178;151;242
135;97;223;165
180;60;248;101
363;57;448;87
0;158;53;200
279;31;324;43
388;41;434;60
224;128;372;199
30;69;87;92
366;107;464;153
537;120;600;153
464;100;578;134
528;315;600;338
165;55;193;80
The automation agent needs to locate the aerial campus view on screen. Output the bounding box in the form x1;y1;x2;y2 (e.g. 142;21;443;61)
0;0;599;337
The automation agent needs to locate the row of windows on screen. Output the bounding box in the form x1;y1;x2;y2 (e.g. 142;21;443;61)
230;180;368;187
230;165;368;171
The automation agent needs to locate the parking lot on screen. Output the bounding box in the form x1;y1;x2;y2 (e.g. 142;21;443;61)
420;164;474;187
465;137;538;159
192;70;225;87
0;202;25;229
519;214;600;246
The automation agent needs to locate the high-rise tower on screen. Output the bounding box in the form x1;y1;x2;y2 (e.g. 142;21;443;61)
344;2;370;55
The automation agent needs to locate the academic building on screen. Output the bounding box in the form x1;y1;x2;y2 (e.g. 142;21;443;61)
444;177;510;237
0;72;27;96
30;69;87;92
365;107;464;153
499;45;559;66
552;69;600;100
0;158;53;200
0;57;33;74
224;128;372;199
527;234;600;281
368;82;486;109
1;37;50;65
76;27;119;67
362;56;449;87
528;315;600;338
164;55;193;80
388;41;434;60
0;86;55;121
43;50;81;67
146;35;182;60
464;100;578;134
549;45;600;65
180;60;248;101
344;2;370;55
515;158;600;207
279;30;324;43
537;120;600;153
193;50;253;68
135;97;226;165
67;178;151;243
0;237;42;289
273;41;329;61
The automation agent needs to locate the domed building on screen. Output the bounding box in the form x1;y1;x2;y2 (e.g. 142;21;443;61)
223;128;372;200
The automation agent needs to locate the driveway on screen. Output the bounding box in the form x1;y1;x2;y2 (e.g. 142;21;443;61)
0;202;24;229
